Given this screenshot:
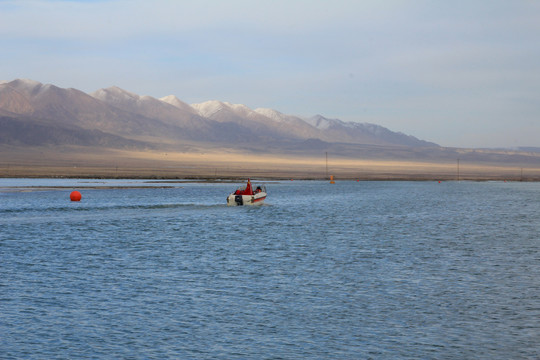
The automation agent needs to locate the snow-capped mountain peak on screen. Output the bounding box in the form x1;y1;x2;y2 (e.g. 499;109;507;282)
91;86;140;102
304;115;342;130
254;108;286;122
191;100;228;118
191;100;258;118
160;95;196;113
228;102;252;116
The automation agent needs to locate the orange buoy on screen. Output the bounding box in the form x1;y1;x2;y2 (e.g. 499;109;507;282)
70;191;82;201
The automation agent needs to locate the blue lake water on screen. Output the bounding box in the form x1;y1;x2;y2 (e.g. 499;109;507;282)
1;179;539;359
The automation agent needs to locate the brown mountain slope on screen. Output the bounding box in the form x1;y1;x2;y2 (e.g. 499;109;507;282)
1;79;441;151
0;115;147;148
0;79;182;142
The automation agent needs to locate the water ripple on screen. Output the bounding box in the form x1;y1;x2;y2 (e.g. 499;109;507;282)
1;181;540;359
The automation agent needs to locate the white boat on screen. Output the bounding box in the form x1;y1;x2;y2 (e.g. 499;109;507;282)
227;179;267;206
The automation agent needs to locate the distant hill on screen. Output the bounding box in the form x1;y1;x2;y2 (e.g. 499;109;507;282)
0;79;438;152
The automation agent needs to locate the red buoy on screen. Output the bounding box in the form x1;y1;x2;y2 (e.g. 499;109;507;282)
70;191;82;201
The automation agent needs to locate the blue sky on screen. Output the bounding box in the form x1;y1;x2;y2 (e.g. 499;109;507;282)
1;0;539;148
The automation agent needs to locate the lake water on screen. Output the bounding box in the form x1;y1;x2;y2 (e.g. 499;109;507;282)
1;179;539;359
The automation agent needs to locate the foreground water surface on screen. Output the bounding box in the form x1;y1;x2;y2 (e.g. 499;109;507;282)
1;179;539;359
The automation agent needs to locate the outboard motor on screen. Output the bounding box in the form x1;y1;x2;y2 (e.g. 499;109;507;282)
234;195;243;206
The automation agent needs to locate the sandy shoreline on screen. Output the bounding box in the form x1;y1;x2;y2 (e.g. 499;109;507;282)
1;146;539;181
3;163;539;182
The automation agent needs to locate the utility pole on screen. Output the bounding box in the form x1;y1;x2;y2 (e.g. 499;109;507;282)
457;158;460;182
325;152;329;179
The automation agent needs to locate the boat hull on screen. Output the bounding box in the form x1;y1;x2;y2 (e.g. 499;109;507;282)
227;192;266;206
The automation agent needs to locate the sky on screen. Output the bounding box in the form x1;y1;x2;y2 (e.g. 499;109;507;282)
1;0;539;148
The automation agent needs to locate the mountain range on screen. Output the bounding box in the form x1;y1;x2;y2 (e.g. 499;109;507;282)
2;78;540;175
0;79;437;152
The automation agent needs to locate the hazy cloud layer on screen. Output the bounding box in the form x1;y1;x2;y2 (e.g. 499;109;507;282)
1;0;539;147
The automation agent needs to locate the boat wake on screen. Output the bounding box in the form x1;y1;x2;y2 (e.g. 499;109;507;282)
0;202;229;216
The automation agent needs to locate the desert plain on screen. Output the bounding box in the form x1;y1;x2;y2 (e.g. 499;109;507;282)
2;145;539;181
